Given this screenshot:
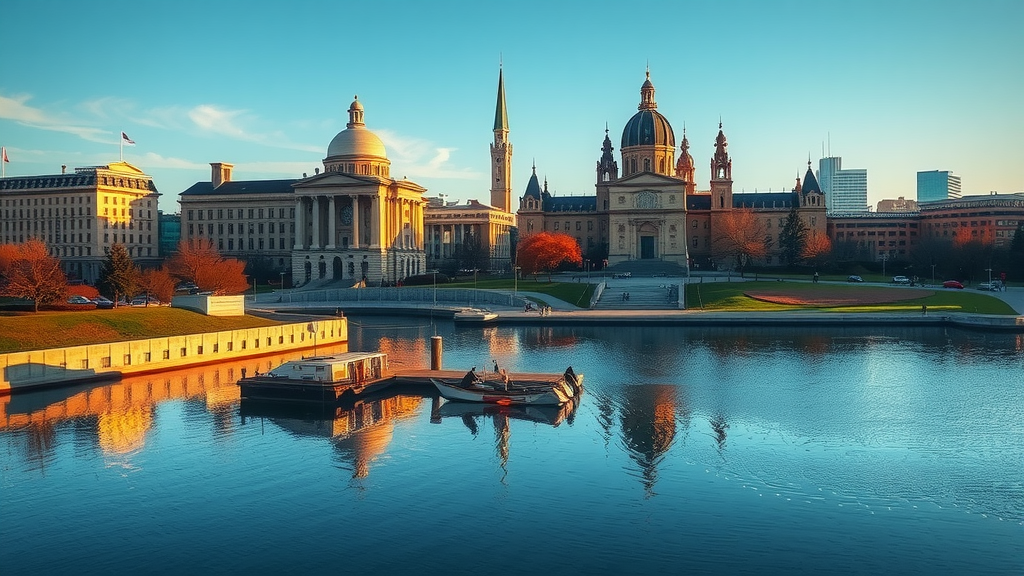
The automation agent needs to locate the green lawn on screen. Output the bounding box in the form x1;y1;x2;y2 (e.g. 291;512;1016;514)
441;278;595;308
0;308;282;353
685;282;1017;315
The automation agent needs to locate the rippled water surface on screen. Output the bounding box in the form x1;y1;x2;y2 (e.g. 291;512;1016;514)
2;319;1022;575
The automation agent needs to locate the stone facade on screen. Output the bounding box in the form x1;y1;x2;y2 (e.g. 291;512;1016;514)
0;161;161;283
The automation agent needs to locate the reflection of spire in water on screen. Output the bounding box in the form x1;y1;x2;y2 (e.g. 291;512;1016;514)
595;392;615;449
710;413;729;451
494;414;510;483
619;385;680;497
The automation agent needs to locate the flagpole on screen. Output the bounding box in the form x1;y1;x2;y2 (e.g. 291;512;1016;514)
119;132;123;162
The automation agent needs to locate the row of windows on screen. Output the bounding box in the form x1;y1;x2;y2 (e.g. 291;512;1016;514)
79;329;330;370
102;196;151;207
186;208;295;221
5;207;94;218
4;196;92;207
103;220;152;231
102;208;152;219
189;222;295;235
552;221;596;232
217;238;291;251
5;220;93;232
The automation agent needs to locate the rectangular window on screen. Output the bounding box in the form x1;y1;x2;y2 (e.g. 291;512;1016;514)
197;346;203;355
227;342;233;352
181;347;187;357
144;352;151;362
163;350;170;360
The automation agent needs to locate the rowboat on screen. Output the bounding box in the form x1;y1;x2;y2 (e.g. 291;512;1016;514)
431;366;583;406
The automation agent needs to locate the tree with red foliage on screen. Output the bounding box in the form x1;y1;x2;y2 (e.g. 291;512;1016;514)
139;267;178;304
165;239;250;295
0;239;67;312
801;232;832;267
516;232;582;280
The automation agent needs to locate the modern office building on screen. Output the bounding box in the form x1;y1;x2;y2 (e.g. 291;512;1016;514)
0;161;161;283
818;156;868;214
917;170;961;202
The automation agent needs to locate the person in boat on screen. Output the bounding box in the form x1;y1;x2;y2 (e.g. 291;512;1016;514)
461;367;479;387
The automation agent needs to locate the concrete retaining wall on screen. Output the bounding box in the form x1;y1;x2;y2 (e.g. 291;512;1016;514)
0;318;347;394
171;294;246;316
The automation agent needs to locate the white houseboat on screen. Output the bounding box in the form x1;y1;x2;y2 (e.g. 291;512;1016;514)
238;352;393;403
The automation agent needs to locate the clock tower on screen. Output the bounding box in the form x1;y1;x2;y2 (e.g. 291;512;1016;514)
490;66;512;213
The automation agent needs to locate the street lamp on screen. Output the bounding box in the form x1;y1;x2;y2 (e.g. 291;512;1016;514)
432;270;437;307
513;265;520;297
986;267;992;284
930;263;936;286
279;271;285;290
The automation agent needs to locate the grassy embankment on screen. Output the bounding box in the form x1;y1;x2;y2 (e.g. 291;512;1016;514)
0;308;281;354
686;282;1017;314
444;278;595;308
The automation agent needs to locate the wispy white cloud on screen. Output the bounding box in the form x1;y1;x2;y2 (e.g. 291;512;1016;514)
376;130;481;180
138;152;208;170
186;104;322;153
0;93;111;143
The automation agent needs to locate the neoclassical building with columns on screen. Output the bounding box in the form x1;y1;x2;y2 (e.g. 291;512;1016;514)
180;96;427;285
292;96;426;284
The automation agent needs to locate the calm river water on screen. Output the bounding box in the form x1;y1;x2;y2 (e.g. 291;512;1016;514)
2;318;1022;575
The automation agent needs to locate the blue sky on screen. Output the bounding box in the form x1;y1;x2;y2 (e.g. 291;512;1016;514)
2;0;1022;214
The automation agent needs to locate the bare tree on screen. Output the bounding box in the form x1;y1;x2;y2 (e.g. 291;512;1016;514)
713;208;769;275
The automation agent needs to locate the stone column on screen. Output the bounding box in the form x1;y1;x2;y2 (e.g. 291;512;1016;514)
350;195;360;249
370;195;380;248
311;196;322;249
293;197;305;250
326;195;337;249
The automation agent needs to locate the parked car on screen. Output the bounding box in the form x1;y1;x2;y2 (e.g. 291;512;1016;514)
847;275;864;283
91;296;115;309
67;295;93;305
892;275;911;285
131;295;161;306
942;280;964;289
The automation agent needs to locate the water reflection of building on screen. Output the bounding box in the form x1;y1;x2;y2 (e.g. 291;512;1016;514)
0;343;350;463
242;393;423;479
619;384;684;497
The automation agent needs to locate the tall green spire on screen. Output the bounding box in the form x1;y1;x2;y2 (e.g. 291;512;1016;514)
493;67;508;132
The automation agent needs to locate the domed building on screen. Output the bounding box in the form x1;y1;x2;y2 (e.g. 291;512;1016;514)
518;69;828;274
292;96;427;284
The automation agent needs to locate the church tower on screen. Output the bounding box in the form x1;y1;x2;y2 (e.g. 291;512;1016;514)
710;121;733;211
490;66;512;212
674;128;696;196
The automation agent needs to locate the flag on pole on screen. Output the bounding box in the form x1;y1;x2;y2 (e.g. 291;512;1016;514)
1;147;8;163
121;132;135;145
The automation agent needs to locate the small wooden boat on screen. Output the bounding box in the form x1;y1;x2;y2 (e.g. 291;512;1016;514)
238;352;394;403
433;395;579;427
431;367;583;406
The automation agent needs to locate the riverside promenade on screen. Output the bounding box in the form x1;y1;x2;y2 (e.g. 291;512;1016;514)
250;276;1024;332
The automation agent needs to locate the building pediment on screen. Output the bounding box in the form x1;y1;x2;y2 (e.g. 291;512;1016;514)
612;171;683;188
295;172;383;189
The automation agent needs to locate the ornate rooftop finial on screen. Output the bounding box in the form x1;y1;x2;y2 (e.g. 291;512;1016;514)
532;159;536;173
639;68;657;111
347;95;365;128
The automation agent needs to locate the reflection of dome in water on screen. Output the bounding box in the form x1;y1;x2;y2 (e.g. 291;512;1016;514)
619;384;679;495
332;395;423;478
97;407;153;454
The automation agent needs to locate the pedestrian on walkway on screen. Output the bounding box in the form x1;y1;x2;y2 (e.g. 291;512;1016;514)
922;304;928;316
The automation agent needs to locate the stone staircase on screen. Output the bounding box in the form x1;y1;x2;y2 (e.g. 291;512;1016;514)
593;282;679;310
603;260;688;277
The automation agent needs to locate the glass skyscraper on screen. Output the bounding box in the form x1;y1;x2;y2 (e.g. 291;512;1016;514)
917;170;962;202
819;156;868;214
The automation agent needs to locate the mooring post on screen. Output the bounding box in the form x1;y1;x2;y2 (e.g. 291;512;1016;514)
430;336;443;370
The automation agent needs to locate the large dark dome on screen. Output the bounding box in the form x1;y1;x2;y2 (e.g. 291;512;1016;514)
621;110;675;149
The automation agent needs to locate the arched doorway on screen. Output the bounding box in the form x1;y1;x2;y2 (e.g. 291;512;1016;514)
304;260;312;283
317;257;326;279
332;257;343;280
360;261;368;282
638;222;658;259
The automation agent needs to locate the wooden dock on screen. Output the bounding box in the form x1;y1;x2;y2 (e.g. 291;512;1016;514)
393;369;567;386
